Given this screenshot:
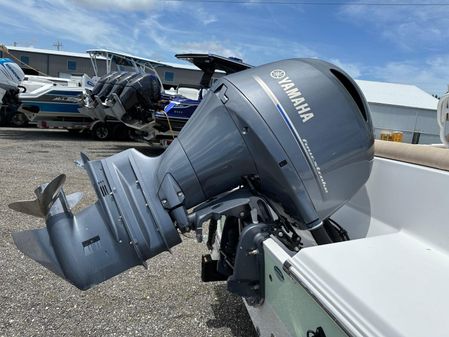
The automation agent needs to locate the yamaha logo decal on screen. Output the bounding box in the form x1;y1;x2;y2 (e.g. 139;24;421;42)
270;69;286;79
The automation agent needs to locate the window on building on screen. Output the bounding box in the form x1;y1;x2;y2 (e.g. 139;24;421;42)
20;56;30;65
164;71;175;82
67;60;77;71
0;50;3;58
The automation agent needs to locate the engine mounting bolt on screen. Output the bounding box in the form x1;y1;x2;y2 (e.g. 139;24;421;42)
240;211;245;217
248;249;259;256
161;199;167;204
177;192;183;197
278;232;284;237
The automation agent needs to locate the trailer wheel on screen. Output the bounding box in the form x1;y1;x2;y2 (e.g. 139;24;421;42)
92;123;110;140
10;112;28;127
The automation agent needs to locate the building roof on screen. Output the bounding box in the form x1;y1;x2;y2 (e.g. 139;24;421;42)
6;46;199;71
355;79;438;111
86;48;199;71
5;45;102;59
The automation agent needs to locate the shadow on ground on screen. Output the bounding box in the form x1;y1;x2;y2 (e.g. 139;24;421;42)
207;284;258;337
0;127;95;142
0;127;166;158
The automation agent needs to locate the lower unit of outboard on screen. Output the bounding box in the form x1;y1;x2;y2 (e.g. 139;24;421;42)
10;58;374;304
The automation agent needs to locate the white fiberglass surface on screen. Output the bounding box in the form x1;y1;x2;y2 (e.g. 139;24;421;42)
177;87;199;100
21;82;54;96
285;157;449;337
333;157;449;252
20;82;84;99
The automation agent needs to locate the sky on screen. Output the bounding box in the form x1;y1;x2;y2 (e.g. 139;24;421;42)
0;0;448;95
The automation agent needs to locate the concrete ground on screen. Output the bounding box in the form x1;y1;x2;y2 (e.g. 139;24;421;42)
0;127;257;337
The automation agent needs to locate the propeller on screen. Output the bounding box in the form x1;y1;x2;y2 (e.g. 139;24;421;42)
8;174;66;218
8;174;83;218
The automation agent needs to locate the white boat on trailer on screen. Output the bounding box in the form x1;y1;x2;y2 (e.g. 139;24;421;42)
19;74;95;128
14;53;126;139
4;47;157;139
80;48;183;146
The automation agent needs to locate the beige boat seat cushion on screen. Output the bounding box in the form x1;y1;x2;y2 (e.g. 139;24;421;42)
375;140;449;171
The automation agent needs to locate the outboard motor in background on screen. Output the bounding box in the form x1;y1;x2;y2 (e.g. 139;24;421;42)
10;59;374;303
88;71;119;100
105;72;141;103
96;72;126;102
117;73;162;124
81;71;120;113
0;58;25;124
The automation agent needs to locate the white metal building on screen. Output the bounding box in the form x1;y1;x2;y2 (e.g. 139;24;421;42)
355;79;440;144
0;46;206;89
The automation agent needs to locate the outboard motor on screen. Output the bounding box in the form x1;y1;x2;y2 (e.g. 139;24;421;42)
89;71;119;98
105;72;140;103
0;58;25;106
118;73;162;124
10;59;374;301
96;72;126;102
0;58;25;123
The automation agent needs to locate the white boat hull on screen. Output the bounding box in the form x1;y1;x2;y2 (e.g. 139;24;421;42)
247;144;449;337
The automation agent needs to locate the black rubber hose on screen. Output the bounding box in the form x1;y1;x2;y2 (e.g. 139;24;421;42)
310;225;334;245
323;219;344;242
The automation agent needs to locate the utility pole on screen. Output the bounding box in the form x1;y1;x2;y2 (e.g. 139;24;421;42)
53;40;63;51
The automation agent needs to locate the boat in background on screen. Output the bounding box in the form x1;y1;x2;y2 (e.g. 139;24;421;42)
152;53;252;135
84;52;252;146
13;48;158;139
19;74;95;128
78;49;167;140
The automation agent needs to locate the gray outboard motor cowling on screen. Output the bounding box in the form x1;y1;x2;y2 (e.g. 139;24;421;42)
96;72;127;101
10;58;374;290
90;71;119;98
117;73;162;123
119;73;162;111
106;72;141;101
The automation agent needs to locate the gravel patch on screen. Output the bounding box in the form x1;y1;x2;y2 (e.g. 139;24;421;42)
0;127;257;337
